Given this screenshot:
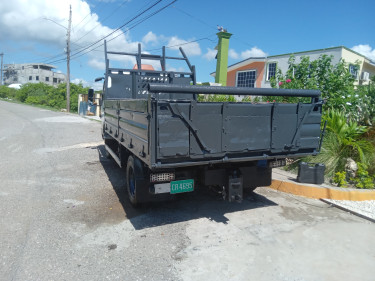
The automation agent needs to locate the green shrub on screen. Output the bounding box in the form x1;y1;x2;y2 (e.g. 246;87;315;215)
353;163;374;189
0;85;17;99
324;109;373;166
1;82;88;112
198;94;235;102
296;110;374;178
333;171;347;187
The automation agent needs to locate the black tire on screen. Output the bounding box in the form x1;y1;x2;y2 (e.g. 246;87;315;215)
104;139;112;159
126;156;140;206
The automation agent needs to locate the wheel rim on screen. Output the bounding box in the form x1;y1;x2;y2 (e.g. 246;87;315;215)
128;167;136;197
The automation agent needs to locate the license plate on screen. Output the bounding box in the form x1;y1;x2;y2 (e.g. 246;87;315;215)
170;179;194;194
269;159;286;168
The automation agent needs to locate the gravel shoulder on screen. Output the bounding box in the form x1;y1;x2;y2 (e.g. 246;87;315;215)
323;199;375;221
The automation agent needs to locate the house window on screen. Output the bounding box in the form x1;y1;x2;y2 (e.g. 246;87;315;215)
236;70;256;88
29;76;32;81
53;78;57;83
349;64;358;79
45;77;49;82
36;76;39;81
267;62;277;81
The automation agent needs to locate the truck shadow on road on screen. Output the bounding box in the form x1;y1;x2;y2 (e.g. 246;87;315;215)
97;145;278;230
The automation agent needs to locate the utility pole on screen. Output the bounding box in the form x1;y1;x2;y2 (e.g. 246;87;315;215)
66;5;72;112
0;53;3;86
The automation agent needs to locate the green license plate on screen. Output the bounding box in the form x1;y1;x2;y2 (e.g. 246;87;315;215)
170;179;194;194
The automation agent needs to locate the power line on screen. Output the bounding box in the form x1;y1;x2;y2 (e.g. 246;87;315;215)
4;1;165;69
15;0;177;68
73;0;132;43
172;5;217;31
71;1;106;33
172;5;258;50
64;0;163;61
46;0;177;66
144;34;216;52
103;0;177;47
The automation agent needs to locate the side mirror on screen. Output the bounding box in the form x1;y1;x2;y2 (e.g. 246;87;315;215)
95;77;104;82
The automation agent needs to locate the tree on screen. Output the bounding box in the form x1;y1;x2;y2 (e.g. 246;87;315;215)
270;55;358;110
0;82;89;112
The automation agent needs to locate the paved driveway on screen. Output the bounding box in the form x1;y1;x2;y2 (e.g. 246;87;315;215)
0;100;374;281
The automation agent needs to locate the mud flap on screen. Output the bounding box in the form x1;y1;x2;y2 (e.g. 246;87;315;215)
228;170;243;202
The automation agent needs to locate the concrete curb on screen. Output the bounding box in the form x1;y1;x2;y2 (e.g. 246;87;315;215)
269;179;375;201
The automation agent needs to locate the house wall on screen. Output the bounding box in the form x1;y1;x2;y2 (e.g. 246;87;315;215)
362;62;375;82
227;61;265;88
341;48;375;85
341;48;364;84
221;46;375;89
262;48;342;88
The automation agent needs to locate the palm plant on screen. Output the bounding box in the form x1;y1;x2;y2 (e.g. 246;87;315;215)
318;109;374;176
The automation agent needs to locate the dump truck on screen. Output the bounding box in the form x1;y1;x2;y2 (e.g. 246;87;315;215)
97;41;324;206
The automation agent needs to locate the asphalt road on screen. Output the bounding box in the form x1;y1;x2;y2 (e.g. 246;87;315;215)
1;100;374;281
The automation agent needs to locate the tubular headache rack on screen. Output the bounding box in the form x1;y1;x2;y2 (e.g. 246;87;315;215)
104;40;196;84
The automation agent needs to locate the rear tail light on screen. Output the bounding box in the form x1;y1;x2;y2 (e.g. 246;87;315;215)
150;172;175;183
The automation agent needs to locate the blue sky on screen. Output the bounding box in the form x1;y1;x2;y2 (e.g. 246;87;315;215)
1;0;374;89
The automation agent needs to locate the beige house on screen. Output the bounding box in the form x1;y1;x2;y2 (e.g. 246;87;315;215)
217;46;375;89
264;46;375;88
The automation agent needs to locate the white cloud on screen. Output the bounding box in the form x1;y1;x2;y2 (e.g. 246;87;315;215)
72;78;103;90
0;0;141;69
166;65;186;72
167;36;201;56
96;0;128;2
352;44;375;61
204;46;267;61
142;31;158;44
240;47;267;59
229;49;239;60
0;0;83;44
203;48;217;61
87;58;105;70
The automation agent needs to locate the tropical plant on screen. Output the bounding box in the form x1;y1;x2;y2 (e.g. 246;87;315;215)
299;109;374;178
352;163;374;189
324;109;373;165
333;171;347;187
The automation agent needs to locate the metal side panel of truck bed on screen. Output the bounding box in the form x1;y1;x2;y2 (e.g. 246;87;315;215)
103;96;322;170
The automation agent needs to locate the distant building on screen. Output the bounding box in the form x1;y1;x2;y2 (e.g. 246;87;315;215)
3;63;66;86
211;46;375;89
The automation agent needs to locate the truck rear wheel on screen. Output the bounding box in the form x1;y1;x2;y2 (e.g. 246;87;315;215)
126;156;138;206
126;156;147;207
